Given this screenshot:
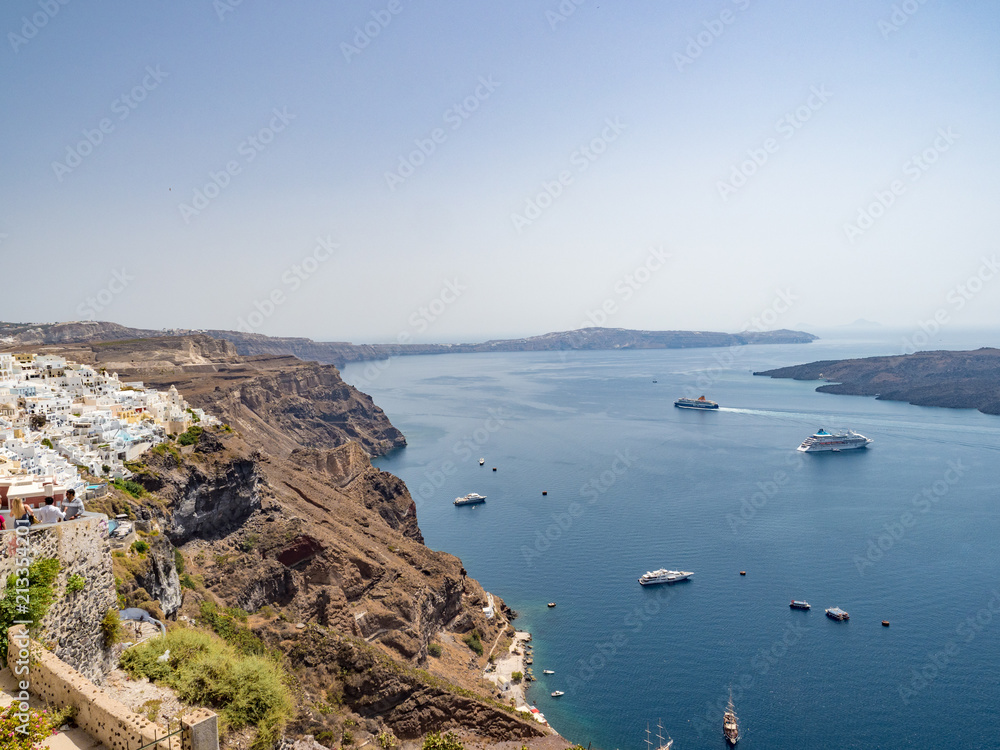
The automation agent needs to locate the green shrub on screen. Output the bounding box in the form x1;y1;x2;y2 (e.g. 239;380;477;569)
131;540;150;555
177;426;204;446
422;732;464;750
102;608;124;646
180;574;197;590
0;558;61;661
198;601;266;656
65;574;86;595
121;628;293;750
112;478;147;499
511;671;523;682
342;729;355;745
462;630;483;656
377;731;398;749
41;438;54;449
174;549;186;574
427;643;442;657
239;534;259;553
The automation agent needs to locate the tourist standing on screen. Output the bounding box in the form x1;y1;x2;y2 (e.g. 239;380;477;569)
61;488;85;520
35;497;66;524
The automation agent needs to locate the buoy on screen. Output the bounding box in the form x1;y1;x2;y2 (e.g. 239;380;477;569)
740;571;746;576
882;620;890;627
542;491;547;496
492;467;497;471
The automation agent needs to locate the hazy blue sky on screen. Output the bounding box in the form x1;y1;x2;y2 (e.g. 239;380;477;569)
2;1;998;342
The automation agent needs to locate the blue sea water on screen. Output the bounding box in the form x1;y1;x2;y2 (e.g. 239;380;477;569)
341;332;1000;750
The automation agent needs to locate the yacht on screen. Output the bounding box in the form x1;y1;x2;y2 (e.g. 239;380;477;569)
825;607;850;621
479;457;485;465
797;428;872;452
789;600;811;610
724;693;739;745
638;569;693;586
674;395;719;409
551;691;565;697
453;493;486;506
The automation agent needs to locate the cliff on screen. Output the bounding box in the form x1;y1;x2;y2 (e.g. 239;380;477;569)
2;320;817;368
755;348;1000;415
29;336;551;748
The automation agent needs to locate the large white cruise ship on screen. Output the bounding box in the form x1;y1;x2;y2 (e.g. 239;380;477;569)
797;428;872;452
638;569;693;586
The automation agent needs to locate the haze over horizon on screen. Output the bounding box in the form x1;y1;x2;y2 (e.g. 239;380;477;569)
2;1;999;343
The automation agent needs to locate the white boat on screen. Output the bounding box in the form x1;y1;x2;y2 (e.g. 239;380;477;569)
797;428;872;452
542;669;555;674
638;569;693;586
479;457;485;465
674;395;719;409
454;493;486;506
550;691;564;697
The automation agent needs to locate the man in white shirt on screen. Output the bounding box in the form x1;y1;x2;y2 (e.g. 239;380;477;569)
35;497;65;524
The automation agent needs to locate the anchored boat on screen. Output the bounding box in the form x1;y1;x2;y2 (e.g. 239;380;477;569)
797;428;872;452
454;493;486;506
638;569;693;586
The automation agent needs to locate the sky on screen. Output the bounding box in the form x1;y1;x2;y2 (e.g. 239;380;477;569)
1;0;999;343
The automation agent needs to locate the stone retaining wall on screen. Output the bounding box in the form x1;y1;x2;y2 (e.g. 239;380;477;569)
0;515;116;681
6;624;218;750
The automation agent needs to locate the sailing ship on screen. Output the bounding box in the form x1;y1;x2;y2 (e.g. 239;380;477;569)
645;720;673;750
724;693;739;745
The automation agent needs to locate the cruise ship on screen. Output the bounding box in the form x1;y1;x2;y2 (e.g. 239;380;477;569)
796;428;872;452
638;569;693;586
454;493;486;506
674;395;719;409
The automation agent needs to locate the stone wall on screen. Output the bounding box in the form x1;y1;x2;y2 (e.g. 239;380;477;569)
0;515;116;681
6;624;218;750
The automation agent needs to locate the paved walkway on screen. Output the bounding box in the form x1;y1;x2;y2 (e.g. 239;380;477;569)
0;668;107;750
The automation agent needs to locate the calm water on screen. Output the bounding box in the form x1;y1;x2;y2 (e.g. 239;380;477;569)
342;332;1000;750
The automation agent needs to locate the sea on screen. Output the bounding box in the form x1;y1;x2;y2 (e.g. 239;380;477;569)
341;330;1000;750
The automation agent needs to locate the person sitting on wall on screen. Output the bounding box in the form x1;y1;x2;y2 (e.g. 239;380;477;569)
35;497;65;525
9;497;36;528
60;488;85;520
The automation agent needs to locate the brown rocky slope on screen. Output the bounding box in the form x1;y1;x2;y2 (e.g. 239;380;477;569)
34;336;553;747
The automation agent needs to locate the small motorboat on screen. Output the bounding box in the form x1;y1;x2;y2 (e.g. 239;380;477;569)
542;669;555;674
479;457;485;465
550;691;564;697
547;602;556;608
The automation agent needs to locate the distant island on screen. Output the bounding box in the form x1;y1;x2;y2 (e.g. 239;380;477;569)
756;348;1000;415
1;321;817;366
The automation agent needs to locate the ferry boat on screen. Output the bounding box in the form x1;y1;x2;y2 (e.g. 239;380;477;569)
790;600;811;610
674;395;719;410
825;607;850;621
638;569;693;586
453;493;486;506
797;428;872;452
724;692;739;745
